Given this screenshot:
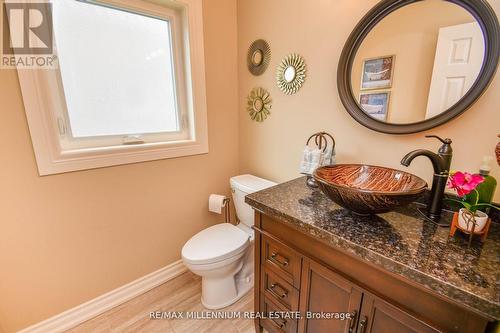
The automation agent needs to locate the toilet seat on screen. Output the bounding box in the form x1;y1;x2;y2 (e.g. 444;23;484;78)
182;223;250;265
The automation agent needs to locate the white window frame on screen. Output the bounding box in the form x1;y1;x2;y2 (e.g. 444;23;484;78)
16;0;208;175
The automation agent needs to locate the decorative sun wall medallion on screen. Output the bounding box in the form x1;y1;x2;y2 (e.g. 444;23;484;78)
247;87;272;122
276;53;306;95
247;39;271;76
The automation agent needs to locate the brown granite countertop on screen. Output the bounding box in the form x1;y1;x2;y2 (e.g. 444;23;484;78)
245;177;500;320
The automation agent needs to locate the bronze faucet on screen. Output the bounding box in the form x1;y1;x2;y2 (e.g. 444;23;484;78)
401;135;453;223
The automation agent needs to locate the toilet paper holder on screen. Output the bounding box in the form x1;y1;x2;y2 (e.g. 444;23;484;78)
223;198;231;224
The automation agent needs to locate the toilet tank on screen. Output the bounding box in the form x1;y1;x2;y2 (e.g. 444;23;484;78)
230;175;276;228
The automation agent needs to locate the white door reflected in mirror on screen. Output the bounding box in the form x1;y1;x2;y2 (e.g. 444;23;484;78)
284;66;296;82
425;22;484;119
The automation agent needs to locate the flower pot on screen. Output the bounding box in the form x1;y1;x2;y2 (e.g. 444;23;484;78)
457;208;488;233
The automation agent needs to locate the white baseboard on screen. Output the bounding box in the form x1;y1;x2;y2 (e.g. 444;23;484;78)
18;260;187;333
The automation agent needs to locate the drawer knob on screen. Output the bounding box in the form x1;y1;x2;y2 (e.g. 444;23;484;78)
270;252;289;267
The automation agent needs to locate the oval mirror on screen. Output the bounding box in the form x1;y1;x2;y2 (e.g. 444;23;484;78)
252;50;263;66
284;66;296;82
253;97;264;111
338;0;500;134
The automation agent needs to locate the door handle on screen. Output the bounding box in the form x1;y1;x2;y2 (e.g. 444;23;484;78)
347;310;357;332
358;316;368;333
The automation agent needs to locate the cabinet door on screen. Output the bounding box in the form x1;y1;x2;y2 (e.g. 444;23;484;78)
298;259;362;333
357;293;441;333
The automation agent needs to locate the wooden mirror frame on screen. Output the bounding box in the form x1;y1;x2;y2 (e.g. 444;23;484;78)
337;0;500;135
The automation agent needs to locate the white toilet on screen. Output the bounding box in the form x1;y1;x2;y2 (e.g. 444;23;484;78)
181;174;276;309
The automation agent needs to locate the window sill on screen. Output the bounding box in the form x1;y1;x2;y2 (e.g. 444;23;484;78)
36;139;209;175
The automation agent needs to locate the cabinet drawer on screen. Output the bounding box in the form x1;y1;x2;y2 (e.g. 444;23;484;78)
262;266;299;310
262;235;301;288
260;294;298;333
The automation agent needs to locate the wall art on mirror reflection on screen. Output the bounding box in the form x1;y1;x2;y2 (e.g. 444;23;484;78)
247;87;272;122
359;92;390;121
361;55;394;90
247;39;271;76
277;53;306;95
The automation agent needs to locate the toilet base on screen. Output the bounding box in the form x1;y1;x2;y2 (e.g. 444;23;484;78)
201;273;254;309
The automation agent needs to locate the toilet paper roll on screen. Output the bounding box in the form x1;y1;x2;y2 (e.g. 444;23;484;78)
209;194;227;214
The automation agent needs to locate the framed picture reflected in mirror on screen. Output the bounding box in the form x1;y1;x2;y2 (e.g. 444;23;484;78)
359;91;390;121
361;55;395;90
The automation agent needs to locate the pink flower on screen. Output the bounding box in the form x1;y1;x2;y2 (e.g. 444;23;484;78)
447;171;484;197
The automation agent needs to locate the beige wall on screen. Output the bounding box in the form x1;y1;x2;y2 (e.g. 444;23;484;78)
352;1;474;123
0;0;238;331
237;0;500;201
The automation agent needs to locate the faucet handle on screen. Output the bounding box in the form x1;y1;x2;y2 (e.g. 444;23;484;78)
426;135;453;156
425;135;452;144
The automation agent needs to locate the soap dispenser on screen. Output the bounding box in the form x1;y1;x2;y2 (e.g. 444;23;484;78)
467;156;497;207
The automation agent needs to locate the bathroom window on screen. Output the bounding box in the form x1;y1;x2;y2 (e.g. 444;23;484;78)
16;0;208;175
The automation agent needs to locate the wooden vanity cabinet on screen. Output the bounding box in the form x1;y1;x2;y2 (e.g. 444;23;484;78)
253;213;490;333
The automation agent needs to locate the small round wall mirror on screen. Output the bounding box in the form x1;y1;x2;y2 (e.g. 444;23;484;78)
337;0;500;134
277;53;307;95
253;97;264;111
251;50;263;66
284;66;296;82
247;39;271;76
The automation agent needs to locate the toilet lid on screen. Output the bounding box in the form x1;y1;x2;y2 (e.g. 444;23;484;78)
182;223;250;265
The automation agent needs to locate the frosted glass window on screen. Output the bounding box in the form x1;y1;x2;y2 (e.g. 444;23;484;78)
52;0;179;138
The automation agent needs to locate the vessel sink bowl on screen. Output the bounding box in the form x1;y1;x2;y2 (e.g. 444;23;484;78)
313;164;427;215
